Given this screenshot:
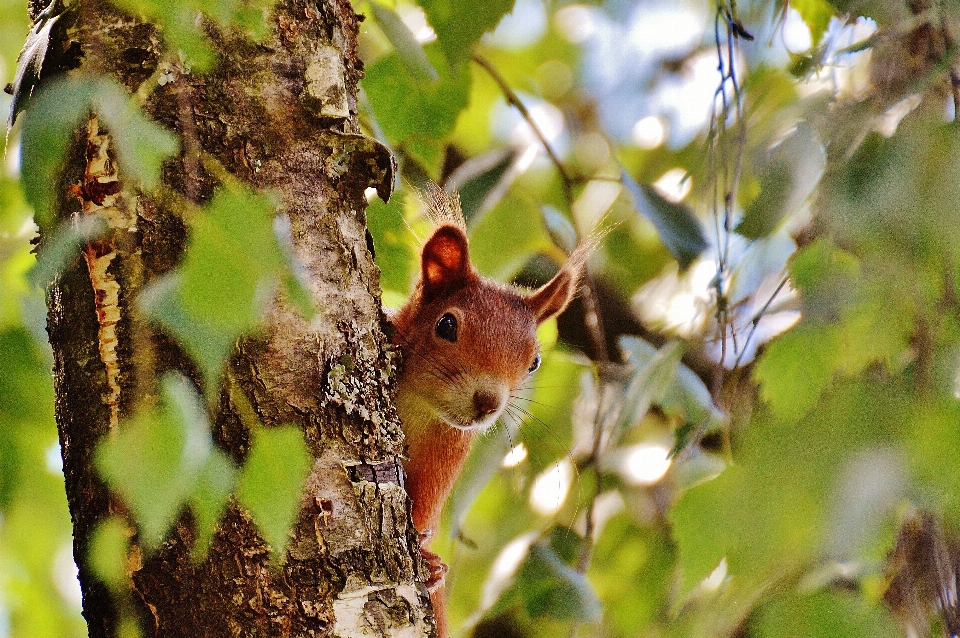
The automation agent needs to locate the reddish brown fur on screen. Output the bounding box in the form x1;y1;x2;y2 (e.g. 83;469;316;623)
391;219;585;638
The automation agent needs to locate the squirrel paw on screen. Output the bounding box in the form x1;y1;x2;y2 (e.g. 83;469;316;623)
417;529;448;592
421;547;448;593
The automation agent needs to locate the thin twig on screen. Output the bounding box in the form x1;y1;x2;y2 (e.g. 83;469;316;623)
709;0;748;401
471;53;575;202
731;275;790;370
951;70;960;121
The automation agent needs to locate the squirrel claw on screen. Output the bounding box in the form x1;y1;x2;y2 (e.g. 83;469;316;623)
417;530;447;592
421;547;448;593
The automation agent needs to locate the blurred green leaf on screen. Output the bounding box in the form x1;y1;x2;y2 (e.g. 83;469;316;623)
755;237;914;423
908;399;960;526
370;3;438;82
671;377;906;597
516;540;601;622
590;515;674;636
138;273;238;393
753;322;842;423
621;169;707;269
662;359;727;457
189;448;237;557
96;374;216;549
790;0;838;46
367;193;415;295
18;75;178;227
0;328;55;508
19;76;101;226
540;205;578;255
28;215;107;289
107;0;275;70
139;183;291;389
419;0;515;66
236;425;312;559
180;184;283;329
450;425;516;539
818;122;960;268
616;337;683;434
363;45;470;171
94;82;179;191
670;465;739;596
752;589;898;638
737;123;824;239
445;148;516;226
468;192;545;281
89;517;132;589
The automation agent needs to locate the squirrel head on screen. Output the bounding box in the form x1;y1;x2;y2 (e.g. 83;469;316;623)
392;223;585;435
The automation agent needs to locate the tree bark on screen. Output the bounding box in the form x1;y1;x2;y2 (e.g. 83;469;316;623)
36;0;433;635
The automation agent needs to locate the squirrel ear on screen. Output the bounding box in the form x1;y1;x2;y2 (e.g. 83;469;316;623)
526;264;579;324
421;225;472;301
525;243;592;323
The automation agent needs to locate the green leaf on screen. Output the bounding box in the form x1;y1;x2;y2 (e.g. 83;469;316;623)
28;215;107;289
189;448;237;558
616;337;684;434
19;76;101;226
449;424;516;538
671;377;907;597
621;169;707;269
419;0;516;66
445;148;516;227
236;426;312;559
662;359;727;457
788;239;859;317
468;192;545;281
0;328;56;509
590;515;675;635
362;45;470;171
516;541;601;622
140;183;309;390
540;205;578;255
96;374;215;549
670;465;740;595
179;184;284;330
753;322;843;423
366;193;415;295
89;517;132;589
18;75;178;227
790;0;838;46
138;272;238;392
737;123;824;239
95;81;180;191
753;589;898;638
370;3;438;82
108;0;276;71
908;399;960;525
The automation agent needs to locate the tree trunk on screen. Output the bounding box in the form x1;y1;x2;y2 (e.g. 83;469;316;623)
36;0;433;635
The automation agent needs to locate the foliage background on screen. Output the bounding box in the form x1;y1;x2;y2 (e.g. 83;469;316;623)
2;0;959;636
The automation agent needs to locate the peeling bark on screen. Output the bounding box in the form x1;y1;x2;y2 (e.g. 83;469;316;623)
35;0;433;635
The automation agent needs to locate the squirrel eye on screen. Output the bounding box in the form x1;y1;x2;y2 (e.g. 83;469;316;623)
528;353;541;374
435;312;458;342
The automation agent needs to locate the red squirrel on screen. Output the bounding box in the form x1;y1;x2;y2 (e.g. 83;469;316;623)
389;189;588;636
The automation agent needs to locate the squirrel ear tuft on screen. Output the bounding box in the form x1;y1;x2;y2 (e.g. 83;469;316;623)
421;225;472;301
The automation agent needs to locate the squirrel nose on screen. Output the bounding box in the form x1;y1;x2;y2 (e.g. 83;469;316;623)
473;390;502;419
